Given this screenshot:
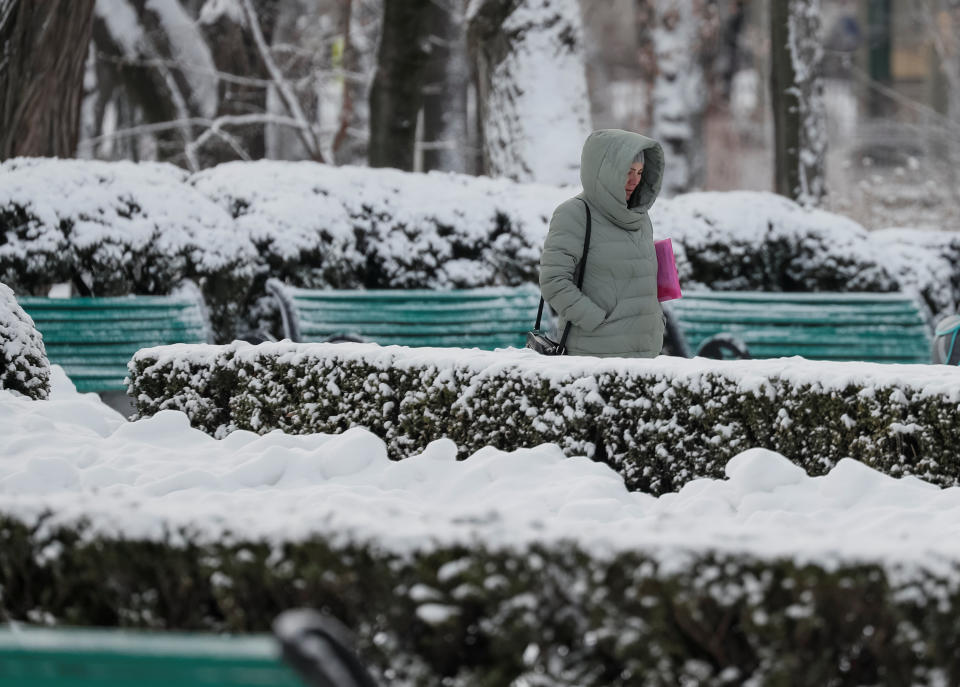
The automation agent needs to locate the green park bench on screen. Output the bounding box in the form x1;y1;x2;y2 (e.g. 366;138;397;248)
664;291;933;363
265;281;932;363
266;279;542;349
0;626;302;687
18;291;211;393
0;611;377;687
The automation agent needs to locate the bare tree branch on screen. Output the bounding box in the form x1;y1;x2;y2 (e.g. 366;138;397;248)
82;113;307;145
93;51;372;90
240;0;324;162
186;124;252;163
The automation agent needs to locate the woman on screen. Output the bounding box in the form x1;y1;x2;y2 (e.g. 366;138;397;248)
539;129;665;357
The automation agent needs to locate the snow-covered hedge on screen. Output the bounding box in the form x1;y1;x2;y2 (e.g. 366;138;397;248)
0;282;50;399
3;512;959;685
0;158;255;340
129;342;960;494
4;158;958;343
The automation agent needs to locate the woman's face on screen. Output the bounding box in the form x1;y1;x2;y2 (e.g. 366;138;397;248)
625;162;644;202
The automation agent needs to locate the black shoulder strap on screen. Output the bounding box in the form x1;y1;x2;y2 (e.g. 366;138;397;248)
535;199;593;354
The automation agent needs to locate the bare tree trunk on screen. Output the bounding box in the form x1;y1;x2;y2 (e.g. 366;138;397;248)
421;0;468;173
634;0;657;129
332;0;355;158
0;0;96;159
771;0;826;205
368;0;434;170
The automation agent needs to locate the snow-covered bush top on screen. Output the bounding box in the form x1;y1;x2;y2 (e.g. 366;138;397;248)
0;282;49;400
0;158;252;285
656;191;897;291
192;160;568;288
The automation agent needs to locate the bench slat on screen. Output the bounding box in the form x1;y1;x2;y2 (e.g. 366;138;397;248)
292;295;540;308
20;310;205;325
669;291;915;304
292;299;538;313
298;310;533;326
42;342;163;356
671;306;923;326
41;331;206;346
286;286;537;301
17;296;201;308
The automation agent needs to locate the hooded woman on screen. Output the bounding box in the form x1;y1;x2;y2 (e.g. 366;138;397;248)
539;129;665;357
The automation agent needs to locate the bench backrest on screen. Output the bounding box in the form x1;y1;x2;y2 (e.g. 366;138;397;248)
267;280;541;350
665;291;932;363
18;294;210;393
0;626;303;687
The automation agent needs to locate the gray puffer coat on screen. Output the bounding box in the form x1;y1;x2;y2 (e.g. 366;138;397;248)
539;129;666;357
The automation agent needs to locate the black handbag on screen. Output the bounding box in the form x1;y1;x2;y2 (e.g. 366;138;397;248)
526;199;592;355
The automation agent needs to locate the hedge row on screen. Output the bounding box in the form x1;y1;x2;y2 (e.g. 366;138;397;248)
129;342;960;495
4;159;958;343
3;513;960;686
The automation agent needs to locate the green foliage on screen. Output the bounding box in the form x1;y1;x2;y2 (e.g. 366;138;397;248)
129;344;960;494
3;513;959;686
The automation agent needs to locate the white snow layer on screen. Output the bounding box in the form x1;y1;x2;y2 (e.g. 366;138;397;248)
3;365;960;572
0;158;251;273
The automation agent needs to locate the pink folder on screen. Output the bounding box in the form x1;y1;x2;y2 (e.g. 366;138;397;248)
655;238;682;302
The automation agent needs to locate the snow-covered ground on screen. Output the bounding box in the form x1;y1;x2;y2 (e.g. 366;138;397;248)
3;365;960;573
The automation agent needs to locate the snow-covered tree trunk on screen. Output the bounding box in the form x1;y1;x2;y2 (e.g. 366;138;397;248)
467;0;591;185
771;0;826;206
0;0;96;159
368;0;434;170
421;0;469;173
649;0;708;196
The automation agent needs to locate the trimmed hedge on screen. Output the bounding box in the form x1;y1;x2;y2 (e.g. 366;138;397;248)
129;342;960;495
2;512;960;686
0;281;49;399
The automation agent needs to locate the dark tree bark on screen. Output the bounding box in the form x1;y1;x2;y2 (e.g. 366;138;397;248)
770;0;826;205
866;0;892;118
421;0;468;173
0;0;96;159
200;0;278;163
368;0;434;170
